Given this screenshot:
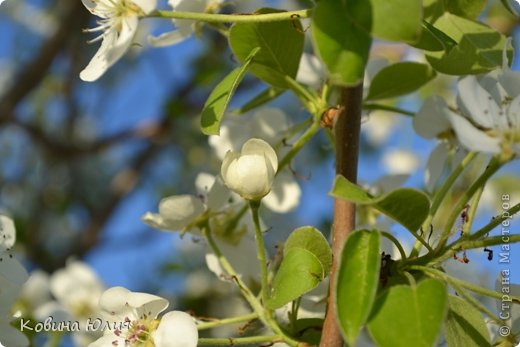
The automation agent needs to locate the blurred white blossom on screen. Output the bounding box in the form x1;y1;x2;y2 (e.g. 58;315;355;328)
382;148;419;175
80;0;157;81
415;42;520;160
0;215;29;347
149;0;223;47
142;173;231;233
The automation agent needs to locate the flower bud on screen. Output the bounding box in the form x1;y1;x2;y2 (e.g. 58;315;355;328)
221;138;278;201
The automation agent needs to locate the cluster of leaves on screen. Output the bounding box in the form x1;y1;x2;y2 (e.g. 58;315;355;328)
193;0;519;346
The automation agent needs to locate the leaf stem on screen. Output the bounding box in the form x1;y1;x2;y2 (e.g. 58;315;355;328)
198;335;284;345
380;231;407;260
435;156;502;253
249;201;270;308
197;313;259;330
410;151;477;257
278;120;322;173
410;265;520;303
363;103;415;116
151;9;312;23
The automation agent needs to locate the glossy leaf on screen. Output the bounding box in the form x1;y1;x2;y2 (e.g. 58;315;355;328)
267;248;324;309
200;47;260;135
229;9;304;89
331;175;430;233
365;62;436;100
426;13;511;75
336;230;381;346
410;21;457;52
443;0;487;19
360;0;422;43
312;0;371;85
445;296;490;347
284;226;332;274
267;226;331;309
367;279;448;347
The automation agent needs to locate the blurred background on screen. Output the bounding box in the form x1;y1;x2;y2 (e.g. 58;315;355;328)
0;0;519;346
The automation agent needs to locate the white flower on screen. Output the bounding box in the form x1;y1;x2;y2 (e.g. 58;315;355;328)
415;43;520;160
148;0;222;47
221;138;278;201
142;173;231;232
447;71;520;159
49;261;105;321
0;215;29;347
80;0;156;81
209;108;301;212
89;287;197;347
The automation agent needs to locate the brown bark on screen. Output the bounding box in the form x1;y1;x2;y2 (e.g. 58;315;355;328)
319;84;363;347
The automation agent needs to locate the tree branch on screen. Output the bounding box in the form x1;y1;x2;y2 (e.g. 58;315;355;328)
320;84;364;347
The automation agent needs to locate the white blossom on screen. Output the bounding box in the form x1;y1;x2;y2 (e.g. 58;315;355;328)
148;0;223;47
415;43;520;160
0;215;29;347
80;0;157;81
221;138;278;201
88;287;197;347
209;108;301;212
142;173;231;232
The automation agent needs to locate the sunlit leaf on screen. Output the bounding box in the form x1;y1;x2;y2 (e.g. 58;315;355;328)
200;47;260;135
336;229;381;346
365;62;436;100
331;175;430;233
229;8;304;88
445;295;491;347
367;279;448;347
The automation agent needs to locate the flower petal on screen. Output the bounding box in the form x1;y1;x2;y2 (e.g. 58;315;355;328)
263;170;301;213
424;142;448;192
0;215;16;248
457;76;499;129
127;291;169;318
413;96;452;139
80;16;138;81
0;319;29;347
158;195;205;230
154;311;198;347
241;138;278;173
132;0;157;14
447;112;501;154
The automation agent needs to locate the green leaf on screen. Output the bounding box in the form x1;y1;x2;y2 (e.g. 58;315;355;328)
367;279;448;347
200;47;260;135
229;8;304;89
267;248;324;309
293;318;323;345
362;0;422;43
336;230;381;346
311;0;372;85
365;62;436;100
233;87;285;115
445;295;491;347
425;13;512;75
267;226;331;309
443;0;487;19
284;226;332;274
410;21;457;52
331;175;430;233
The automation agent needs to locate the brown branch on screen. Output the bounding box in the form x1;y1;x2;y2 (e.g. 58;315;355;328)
0;0;87;122
320;84;363;347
